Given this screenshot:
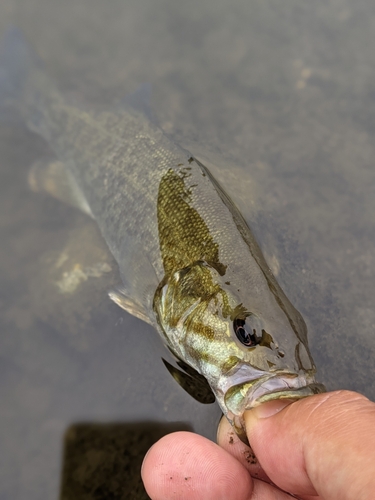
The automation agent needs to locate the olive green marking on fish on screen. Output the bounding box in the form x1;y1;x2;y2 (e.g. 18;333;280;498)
154;261;233;342
156;168;227;276
224;379;260;413
154;263;247;368
258;330;274;349
221;355;241;374
229;303;248;322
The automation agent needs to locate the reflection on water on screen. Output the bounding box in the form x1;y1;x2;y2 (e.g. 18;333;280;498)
1;0;375;498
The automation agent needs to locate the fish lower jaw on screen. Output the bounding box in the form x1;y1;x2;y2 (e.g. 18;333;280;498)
223;374;325;445
222;371;324;417
249;374;325;408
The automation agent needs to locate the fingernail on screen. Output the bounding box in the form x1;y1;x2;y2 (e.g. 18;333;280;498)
245;400;292;428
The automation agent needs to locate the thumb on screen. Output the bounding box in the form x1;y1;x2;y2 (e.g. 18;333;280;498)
245;390;375;499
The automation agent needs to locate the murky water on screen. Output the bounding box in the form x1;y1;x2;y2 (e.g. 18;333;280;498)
1;0;375;498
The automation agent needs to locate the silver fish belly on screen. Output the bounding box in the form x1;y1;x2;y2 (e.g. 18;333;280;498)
0;29;324;442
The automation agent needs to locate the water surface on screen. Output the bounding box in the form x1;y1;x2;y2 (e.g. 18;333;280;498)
1;0;375;498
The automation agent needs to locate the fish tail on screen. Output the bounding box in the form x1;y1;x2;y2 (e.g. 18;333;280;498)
0;27;56;134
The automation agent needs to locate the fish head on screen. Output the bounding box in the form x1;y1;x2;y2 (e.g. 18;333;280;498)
154;259;325;441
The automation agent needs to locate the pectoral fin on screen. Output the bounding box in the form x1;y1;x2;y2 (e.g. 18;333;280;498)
28;158;93;217
108;286;153;325
162;358;215;404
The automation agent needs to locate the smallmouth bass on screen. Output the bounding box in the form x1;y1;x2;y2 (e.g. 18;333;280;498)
0;29;324;442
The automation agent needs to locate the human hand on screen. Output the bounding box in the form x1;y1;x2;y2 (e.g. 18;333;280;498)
141;390;375;499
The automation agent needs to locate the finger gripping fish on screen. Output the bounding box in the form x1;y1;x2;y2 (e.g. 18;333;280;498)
0;28;324;443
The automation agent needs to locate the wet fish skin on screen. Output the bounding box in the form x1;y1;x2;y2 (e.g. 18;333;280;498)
0;29;324;441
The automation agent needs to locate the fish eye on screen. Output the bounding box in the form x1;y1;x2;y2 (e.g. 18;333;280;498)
233;317;259;347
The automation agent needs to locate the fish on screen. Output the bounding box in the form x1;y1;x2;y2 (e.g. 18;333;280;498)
0;29;325;443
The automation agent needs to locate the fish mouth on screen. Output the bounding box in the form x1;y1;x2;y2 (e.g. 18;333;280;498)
250;374;325;407
224;373;325;445
223;370;325;416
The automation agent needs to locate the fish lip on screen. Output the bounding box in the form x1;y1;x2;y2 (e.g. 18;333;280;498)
248;373;325;409
223;370;324;413
251;380;326;406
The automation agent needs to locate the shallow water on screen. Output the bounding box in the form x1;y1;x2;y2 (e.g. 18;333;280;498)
1;0;375;498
